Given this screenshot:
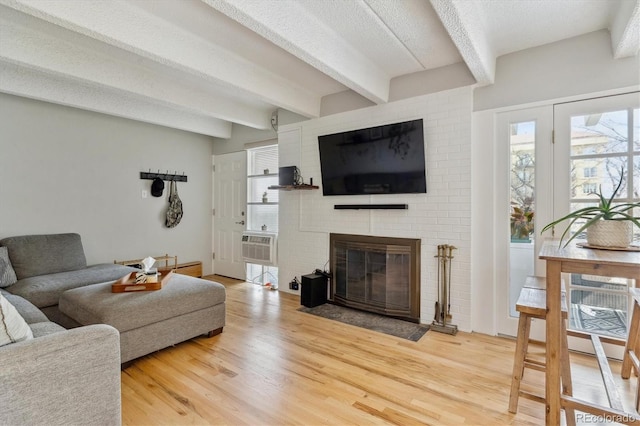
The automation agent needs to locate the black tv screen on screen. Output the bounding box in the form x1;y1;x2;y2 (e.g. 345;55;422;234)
317;119;426;196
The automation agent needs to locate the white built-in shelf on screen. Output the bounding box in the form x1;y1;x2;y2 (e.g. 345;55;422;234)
247;202;278;205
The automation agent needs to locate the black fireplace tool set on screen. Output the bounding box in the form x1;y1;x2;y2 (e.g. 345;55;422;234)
432;244;458;335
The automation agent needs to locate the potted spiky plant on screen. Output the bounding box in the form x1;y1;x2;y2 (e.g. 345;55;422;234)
541;168;640;248
511;203;534;242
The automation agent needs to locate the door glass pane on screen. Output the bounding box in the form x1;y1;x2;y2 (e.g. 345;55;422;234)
570;156;627;200
570;275;628;339
509;121;535;317
566;105;638;338
570;110;628;155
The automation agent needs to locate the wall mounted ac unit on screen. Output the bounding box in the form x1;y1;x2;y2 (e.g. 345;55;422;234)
241;232;277;266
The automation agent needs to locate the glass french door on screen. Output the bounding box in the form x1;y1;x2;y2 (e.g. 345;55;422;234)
553;92;640;357
496;106;553;339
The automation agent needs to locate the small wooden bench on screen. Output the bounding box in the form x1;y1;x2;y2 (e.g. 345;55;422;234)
115;255;202;278
158;261;202;278
509;284;576;426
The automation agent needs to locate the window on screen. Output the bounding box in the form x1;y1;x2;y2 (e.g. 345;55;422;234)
583;166;597;177
246;145;279;287
582;183;597;194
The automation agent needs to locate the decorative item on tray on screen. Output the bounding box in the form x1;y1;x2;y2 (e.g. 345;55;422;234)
112;271;173;293
134;256;157;282
112;256;173;292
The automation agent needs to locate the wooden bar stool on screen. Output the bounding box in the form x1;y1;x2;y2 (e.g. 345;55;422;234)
621;287;640;412
509;282;575;425
523;275;554;290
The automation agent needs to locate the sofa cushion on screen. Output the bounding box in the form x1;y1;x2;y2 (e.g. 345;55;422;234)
0;293;34;346
29;321;66;338
7;264;137;309
0;233;87;279
0;247;17;288
1;292;48;324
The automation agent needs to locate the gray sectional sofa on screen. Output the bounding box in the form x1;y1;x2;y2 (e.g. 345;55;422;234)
0;232;227;425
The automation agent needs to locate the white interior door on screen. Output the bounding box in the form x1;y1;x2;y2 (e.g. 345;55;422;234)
213;151;247;279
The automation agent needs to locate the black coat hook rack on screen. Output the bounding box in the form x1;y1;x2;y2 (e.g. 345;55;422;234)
140;170;188;182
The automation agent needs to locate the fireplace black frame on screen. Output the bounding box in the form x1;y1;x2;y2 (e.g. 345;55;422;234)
329;233;421;322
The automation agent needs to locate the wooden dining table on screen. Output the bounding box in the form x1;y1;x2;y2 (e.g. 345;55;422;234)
539;240;640;425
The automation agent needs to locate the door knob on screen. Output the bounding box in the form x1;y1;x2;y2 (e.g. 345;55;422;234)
235;220;245;225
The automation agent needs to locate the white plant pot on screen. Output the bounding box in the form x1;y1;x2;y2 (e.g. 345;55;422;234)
586;220;633;248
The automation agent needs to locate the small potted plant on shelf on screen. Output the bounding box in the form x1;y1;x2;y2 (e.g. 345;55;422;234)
541;168;640;248
511;201;535;243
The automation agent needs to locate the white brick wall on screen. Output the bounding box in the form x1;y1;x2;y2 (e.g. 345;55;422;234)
277;86;473;331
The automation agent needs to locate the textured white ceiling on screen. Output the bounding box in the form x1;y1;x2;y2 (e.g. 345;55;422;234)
0;0;637;138
477;0;619;56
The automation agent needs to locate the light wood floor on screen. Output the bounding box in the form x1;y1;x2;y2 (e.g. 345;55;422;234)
121;276;636;425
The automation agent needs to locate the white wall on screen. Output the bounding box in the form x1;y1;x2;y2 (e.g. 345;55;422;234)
0;94;214;272
474;30;640;112
277;87;474;331
212;109;309;156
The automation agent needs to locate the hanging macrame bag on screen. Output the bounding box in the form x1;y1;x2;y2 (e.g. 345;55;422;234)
165;180;183;228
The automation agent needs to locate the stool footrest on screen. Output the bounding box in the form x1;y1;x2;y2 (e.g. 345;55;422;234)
592;334;624;411
519;391;546;405
524;359;546;372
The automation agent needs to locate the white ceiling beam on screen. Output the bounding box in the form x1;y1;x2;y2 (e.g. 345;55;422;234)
429;0;495;86
0;61;232;138
0;10;270;130
610;0;640;59
0;0;321;119
203;0;391;104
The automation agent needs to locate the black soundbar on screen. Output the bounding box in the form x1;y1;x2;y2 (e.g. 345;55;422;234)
334;204;408;210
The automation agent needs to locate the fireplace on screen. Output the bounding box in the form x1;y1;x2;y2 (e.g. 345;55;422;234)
329;233;420;322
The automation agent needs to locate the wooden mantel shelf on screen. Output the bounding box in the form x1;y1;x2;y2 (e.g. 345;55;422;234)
268;184;318;191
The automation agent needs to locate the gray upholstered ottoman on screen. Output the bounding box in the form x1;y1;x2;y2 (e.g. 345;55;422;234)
59;274;226;363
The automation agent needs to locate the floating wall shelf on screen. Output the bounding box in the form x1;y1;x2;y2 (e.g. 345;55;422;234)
268;184;318;191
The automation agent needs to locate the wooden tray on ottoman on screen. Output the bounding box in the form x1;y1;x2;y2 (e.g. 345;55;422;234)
111;271;173;293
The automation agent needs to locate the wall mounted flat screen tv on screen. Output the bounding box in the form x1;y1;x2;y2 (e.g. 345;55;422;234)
317;119;426;196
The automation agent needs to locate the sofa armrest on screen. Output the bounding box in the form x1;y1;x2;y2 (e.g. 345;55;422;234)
0;324;122;426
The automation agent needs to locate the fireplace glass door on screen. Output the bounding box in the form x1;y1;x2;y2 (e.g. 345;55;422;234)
330;234;420;321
